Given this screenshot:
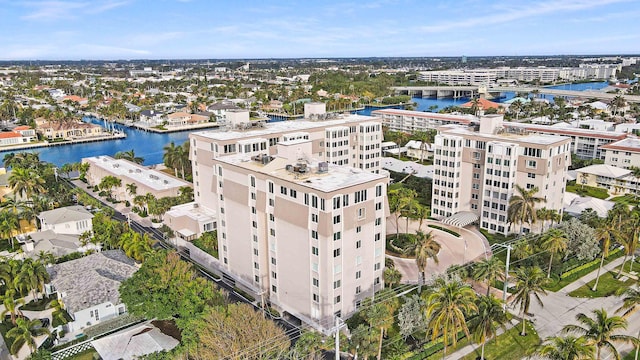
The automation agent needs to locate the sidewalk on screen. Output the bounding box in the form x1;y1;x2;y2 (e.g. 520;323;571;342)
445;256;629;359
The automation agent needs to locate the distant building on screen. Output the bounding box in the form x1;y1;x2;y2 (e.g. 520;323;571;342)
602;137;640;169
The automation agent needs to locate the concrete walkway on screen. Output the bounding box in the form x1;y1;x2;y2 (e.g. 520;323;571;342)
446;255;640;360
385;218;488;283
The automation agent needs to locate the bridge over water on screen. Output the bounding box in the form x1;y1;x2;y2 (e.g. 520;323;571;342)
391;85;640;103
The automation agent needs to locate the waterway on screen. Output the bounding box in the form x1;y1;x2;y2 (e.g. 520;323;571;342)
0;82;609;167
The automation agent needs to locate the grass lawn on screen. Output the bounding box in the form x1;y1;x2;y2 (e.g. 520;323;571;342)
610;194;640;207
616;260;640;275
545;250;624;292
623;349;639;360
460;321;541;360
66;349;98;360
568;271;635;298
565;182;610;199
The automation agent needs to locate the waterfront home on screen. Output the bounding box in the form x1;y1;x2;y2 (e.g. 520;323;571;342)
166;111;191;126
206;102;240;122
0;130;36;147
36;121;106;141
61;95;88;106
82;155;192;202
45;250;138;333
139;110;165;125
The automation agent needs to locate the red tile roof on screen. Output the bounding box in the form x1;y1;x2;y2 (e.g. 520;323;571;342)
13;126;31;130
0;132;22;139
461;98;501;110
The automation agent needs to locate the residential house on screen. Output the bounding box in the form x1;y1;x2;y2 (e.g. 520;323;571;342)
91;321;179;360
165;112;190;127
45;250;138;332
0;130;36;147
38;205;93;236
139;110;165;125
36;122;106;141
206;102;240;123
575;163;640;196
405;140;434;160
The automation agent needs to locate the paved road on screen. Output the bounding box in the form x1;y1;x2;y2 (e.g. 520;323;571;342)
386;218;488;283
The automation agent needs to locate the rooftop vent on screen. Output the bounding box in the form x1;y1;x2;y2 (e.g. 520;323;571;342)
149;174;159;180
318;162;329;173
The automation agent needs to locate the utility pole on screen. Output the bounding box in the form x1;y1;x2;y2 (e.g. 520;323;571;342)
492;243;512;309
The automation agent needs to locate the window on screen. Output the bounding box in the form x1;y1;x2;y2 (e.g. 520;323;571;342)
357;208;365;219
375;217;382;226
333;248;341;257
280;186;287;194
269;213;274;221
254;262;259;269
354;190;367;203
356;240;361;249
252;221;257;228
250;176;255;187
376;185;383;197
253;248;258;256
333;232;341;241
333;197;341;209
374;262;381;271
272;285;277;293
290;189;297;198
528;173;536;178
375;202;382;210
268;182;274;193
270;229;275;236
333;215;341;224
526;160;537;169
312;246;319;256
333;280;341;289
312;230;318;239
311;214;318;223
334;296;341;304
375;233;381;241
356;226;362;233
251;207;256;214
272;271;277;279
356;286;361;294
356;270;361;279
313;278;319;287
313;293;319;303
271;257;276;265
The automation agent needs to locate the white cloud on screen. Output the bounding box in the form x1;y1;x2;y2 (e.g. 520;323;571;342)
20;0;130;20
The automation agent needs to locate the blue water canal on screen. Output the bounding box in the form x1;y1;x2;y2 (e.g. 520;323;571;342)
0;82;609;167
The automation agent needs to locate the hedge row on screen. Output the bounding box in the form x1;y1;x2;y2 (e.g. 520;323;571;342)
427;224;461;237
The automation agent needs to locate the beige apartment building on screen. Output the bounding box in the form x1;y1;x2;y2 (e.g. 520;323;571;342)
372;109;476;133
431;115;571;235
601;137;640;169
186;103;388;331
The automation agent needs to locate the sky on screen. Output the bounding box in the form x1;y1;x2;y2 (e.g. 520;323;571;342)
0;0;639;60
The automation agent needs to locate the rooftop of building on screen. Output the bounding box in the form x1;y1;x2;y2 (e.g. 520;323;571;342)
504;121;627;140
217;153;386;193
165;201;216;223
575;163;631;178
600;137;640;152
192;114;379;142
83;155;191;191
371;109;476;123
439;125;570;146
38;205;93;224
47;250;137;314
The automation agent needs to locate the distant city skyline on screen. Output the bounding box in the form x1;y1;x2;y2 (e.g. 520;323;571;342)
0;0;639;60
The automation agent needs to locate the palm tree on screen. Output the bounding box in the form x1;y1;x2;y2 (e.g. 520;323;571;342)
616;213;639;278
383;267;402;288
163;141;189;179
423;277;478;358
414;230;441;285
472;256;505;296
592;221;619;291
15;259;49;300
542;229;569;278
1;290;25;325
511;266;549;336
366;299;399;360
608;95;626;116
537;335;596;360
0;210;19;248
388;187;415;239
469;295;509;360
125;183;138;200
350;324;378;360
8;168;46;203
616;286;640;360
6;318;50;354
562;308;637;360
98;175;122;200
293;331;327;360
36;251;55;266
412;130;435;163
507;185;544;234
114;149;144;164
629;166;640;201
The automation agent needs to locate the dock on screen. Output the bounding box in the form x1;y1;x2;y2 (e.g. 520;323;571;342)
0;132;127;152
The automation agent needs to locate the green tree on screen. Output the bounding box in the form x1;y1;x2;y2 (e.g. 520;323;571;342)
542;229;569;278
469;295;509;360
616;286;640;360
592;220;619;291
537;335;596;360
6;318;50;354
98;175;121;200
507;185;544;234
365;297;399;360
193;303;290;360
511;266;549;336
125;183;138;199
1;290;25;325
0;210;19;248
630;166;640;201
350;324;379;360
472;256;505;296
414;230;441;285
383;267;402;288
163;141;189;179
388;187;415;240
423;277;478;358
15;259;49;300
292;331;327;360
9;168;46;203
397;294;426;340
114;149;144;164
562;309;637;360
616;212;640;278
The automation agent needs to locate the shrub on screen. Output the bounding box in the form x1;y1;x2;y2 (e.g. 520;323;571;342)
427;224;460;237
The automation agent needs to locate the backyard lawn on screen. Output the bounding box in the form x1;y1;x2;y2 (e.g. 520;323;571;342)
568;271;635;298
565;181;609;199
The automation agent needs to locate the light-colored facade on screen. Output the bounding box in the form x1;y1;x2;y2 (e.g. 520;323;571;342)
431;116;571;235
187;105;387;331
38;205;93;236
82;156;191;202
575;164;640;196
36;120;106;141
372;109;476;133
601;138;640;169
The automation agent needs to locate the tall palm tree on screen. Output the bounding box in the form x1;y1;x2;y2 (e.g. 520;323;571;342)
8;168;46;203
0;210;19;248
6;318;50;354
366;299;399;360
592;220;619;291
423;277;478;359
608;95;626;116
388;187;415;239
562;308;637;360
511;266;549;336
114;149;144;164
630;166;640;201
542;229;569;278
125;183;138;199
473;256;505;296
616;213;639;278
616;286;640;360
1;290;25;325
507;185;544;234
414;230;441;285
350;324;378;360
383;267;402;288
15;259;49;300
469;295;509;360
537;335;596;360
